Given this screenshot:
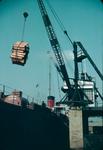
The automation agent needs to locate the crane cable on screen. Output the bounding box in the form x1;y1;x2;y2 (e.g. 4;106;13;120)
21;12;29;41
46;0;73;46
46;0;74;73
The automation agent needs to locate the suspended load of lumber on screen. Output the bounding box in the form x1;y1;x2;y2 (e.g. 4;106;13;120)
11;41;29;66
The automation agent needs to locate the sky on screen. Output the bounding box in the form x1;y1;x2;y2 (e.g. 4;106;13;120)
0;0;103;104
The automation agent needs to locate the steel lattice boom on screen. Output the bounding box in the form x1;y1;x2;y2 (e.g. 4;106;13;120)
37;0;71;91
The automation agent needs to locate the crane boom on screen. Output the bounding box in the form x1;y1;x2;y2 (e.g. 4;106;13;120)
77;42;103;81
37;0;71;90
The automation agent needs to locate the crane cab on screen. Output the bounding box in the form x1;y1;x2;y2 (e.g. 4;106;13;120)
11;41;29;66
78;80;95;105
77;50;87;62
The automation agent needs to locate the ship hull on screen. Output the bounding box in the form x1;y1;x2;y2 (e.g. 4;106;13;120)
0;101;69;150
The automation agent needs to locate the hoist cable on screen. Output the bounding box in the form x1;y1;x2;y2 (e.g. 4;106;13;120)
46;0;74;74
46;0;73;46
21;19;26;41
21;12;29;41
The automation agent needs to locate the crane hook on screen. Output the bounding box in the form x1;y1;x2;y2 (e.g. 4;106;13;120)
23;12;29;19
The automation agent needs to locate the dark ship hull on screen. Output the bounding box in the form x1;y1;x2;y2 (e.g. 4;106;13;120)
0;101;69;150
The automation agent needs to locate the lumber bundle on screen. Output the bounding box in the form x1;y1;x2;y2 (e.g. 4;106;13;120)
11;41;29;66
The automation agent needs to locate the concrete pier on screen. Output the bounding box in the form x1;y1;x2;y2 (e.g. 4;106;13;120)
68;108;84;150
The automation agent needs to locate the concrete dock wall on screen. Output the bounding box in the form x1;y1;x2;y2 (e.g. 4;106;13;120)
68;109;83;150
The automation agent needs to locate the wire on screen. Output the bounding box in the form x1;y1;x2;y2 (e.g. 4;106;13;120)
62;50;74;74
21;12;29;41
56;68;61;101
0;82;34;101
102;37;103;127
46;0;73;46
21;19;26;41
46;0;74;76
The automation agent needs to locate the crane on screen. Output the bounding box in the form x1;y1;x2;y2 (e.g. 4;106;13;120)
37;0;101;106
37;0;73;101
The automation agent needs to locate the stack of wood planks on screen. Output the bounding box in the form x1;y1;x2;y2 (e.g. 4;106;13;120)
11;41;29;65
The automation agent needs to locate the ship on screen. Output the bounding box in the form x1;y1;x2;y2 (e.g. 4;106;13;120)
0;85;103;150
0;94;69;150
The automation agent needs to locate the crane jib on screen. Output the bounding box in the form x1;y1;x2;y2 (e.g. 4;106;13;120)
37;0;71;91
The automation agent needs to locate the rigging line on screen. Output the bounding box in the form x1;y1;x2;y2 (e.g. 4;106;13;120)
56;68;61;101
62;50;74;74
0;83;14;91
46;0;74;74
102;40;103;98
101;37;103;127
45;0;65;31
21;19;26;41
21;12;29;41
0;82;34;100
45;0;74;74
46;0;73;46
